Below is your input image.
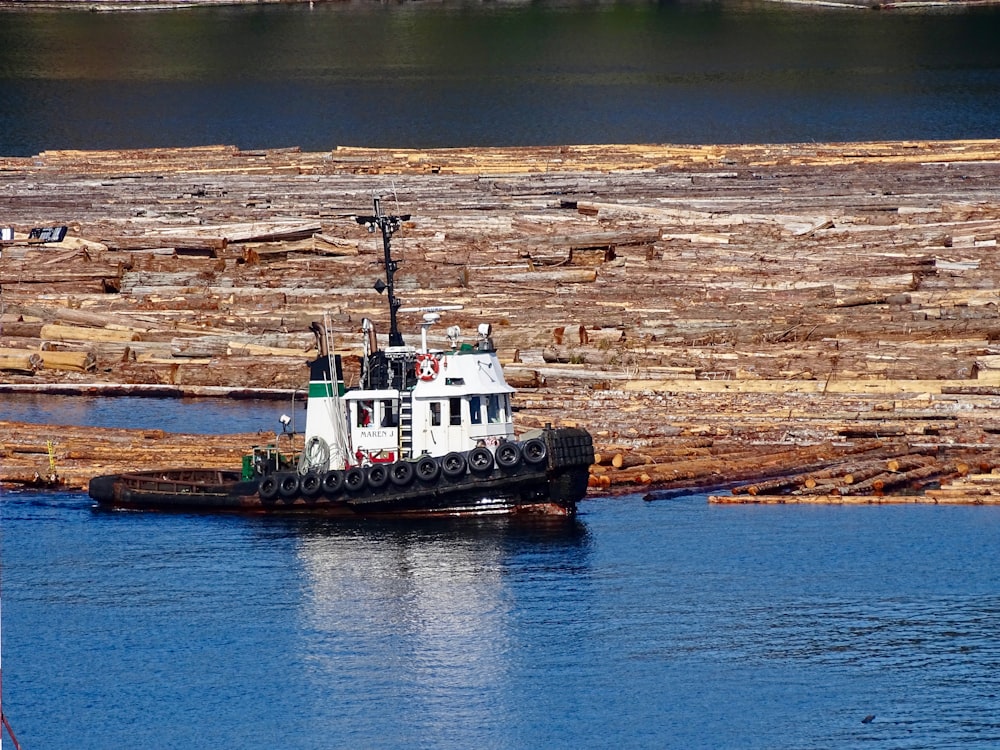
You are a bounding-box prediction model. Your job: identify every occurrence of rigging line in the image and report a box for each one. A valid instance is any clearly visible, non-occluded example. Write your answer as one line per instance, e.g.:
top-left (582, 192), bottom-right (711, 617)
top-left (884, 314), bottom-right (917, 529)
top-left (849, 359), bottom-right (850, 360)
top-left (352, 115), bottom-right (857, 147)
top-left (323, 311), bottom-right (335, 385)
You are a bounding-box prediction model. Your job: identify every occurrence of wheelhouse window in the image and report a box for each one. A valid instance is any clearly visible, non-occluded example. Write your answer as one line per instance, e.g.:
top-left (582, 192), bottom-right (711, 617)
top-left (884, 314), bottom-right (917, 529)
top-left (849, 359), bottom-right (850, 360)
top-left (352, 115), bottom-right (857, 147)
top-left (449, 397), bottom-right (462, 426)
top-left (357, 399), bottom-right (374, 427)
top-left (381, 399), bottom-right (398, 427)
top-left (470, 395), bottom-right (482, 424)
top-left (488, 394), bottom-right (503, 424)
top-left (429, 401), bottom-right (441, 427)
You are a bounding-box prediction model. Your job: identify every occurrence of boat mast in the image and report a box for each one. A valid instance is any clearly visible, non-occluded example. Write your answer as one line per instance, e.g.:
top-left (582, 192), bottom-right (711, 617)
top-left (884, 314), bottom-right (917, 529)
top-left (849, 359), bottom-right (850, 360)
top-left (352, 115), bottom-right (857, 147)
top-left (356, 197), bottom-right (410, 347)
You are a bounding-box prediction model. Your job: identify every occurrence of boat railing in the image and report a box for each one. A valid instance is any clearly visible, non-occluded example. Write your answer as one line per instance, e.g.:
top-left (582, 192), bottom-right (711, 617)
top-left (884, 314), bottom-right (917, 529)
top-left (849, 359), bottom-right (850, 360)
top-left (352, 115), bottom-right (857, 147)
top-left (119, 470), bottom-right (241, 494)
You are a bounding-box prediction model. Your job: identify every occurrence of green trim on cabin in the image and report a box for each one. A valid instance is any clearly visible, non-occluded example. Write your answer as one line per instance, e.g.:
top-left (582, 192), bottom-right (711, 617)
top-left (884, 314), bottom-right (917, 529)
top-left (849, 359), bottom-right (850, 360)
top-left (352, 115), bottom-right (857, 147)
top-left (309, 381), bottom-right (345, 398)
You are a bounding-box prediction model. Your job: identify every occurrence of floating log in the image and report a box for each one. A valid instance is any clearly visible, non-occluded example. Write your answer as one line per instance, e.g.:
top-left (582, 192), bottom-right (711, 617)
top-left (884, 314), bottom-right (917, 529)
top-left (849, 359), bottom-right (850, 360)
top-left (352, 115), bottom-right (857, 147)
top-left (709, 493), bottom-right (1000, 505)
top-left (0, 264), bottom-right (124, 286)
top-left (611, 452), bottom-right (654, 470)
top-left (611, 443), bottom-right (840, 487)
top-left (40, 323), bottom-right (140, 343)
top-left (737, 475), bottom-right (806, 496)
top-left (0, 321), bottom-right (45, 338)
top-left (831, 294), bottom-right (889, 308)
top-left (502, 368), bottom-right (543, 389)
top-left (481, 268), bottom-right (598, 284)
top-left (37, 350), bottom-right (97, 372)
top-left (0, 353), bottom-right (42, 374)
top-left (838, 424), bottom-right (907, 438)
top-left (105, 236), bottom-right (228, 253)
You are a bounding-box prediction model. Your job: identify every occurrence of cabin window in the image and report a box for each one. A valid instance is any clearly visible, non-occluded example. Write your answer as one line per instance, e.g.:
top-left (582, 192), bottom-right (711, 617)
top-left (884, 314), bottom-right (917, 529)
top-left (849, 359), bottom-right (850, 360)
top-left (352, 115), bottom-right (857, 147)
top-left (449, 397), bottom-right (462, 426)
top-left (488, 394), bottom-right (502, 424)
top-left (380, 399), bottom-right (398, 427)
top-left (470, 395), bottom-right (482, 424)
top-left (357, 399), bottom-right (374, 427)
top-left (429, 401), bottom-right (441, 427)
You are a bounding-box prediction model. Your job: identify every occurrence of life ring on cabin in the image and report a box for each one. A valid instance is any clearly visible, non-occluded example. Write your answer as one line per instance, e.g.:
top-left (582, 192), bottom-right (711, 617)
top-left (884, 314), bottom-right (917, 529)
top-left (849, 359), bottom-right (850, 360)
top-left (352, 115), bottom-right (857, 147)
top-left (415, 353), bottom-right (440, 381)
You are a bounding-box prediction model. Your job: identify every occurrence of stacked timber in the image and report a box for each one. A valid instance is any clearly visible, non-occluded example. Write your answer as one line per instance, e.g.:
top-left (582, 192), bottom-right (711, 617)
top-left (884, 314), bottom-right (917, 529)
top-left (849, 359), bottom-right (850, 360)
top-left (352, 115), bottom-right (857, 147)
top-left (0, 419), bottom-right (290, 491)
top-left (710, 449), bottom-right (1000, 503)
top-left (3, 141), bottom-right (1000, 497)
top-left (924, 472), bottom-right (1000, 503)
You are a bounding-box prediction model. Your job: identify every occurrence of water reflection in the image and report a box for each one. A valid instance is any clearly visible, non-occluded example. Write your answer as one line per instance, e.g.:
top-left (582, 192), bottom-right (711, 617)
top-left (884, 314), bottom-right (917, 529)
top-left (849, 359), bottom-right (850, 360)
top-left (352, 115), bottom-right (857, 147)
top-left (287, 518), bottom-right (589, 744)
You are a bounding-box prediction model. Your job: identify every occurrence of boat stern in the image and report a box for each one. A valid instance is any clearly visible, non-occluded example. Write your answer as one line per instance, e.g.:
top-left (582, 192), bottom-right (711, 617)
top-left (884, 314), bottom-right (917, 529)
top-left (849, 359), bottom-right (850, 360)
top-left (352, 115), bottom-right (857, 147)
top-left (543, 426), bottom-right (595, 505)
top-left (88, 473), bottom-right (118, 504)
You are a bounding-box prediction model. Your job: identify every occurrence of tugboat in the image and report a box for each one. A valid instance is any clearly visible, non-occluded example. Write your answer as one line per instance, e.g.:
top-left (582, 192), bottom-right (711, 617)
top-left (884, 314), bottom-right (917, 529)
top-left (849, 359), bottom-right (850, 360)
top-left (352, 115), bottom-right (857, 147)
top-left (88, 199), bottom-right (594, 518)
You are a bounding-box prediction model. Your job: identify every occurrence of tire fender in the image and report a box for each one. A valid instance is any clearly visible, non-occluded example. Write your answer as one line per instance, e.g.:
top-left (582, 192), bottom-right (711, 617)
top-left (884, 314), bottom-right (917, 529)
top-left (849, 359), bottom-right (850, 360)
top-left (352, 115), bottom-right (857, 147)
top-left (522, 438), bottom-right (548, 466)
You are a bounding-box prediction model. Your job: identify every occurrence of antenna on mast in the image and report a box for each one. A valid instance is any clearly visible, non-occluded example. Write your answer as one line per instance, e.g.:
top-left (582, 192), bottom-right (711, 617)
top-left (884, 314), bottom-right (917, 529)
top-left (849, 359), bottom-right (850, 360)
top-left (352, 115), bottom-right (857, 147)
top-left (355, 196), bottom-right (410, 347)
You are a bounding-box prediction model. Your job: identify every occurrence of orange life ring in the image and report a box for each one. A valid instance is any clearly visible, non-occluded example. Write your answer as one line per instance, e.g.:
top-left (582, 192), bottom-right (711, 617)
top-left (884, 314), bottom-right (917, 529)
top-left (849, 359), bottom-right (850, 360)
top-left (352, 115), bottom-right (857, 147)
top-left (415, 353), bottom-right (440, 381)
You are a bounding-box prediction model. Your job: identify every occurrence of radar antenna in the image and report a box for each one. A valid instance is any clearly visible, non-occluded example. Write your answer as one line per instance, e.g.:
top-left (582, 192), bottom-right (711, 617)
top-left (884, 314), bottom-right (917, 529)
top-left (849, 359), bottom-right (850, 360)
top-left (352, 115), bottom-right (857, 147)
top-left (356, 197), bottom-right (410, 347)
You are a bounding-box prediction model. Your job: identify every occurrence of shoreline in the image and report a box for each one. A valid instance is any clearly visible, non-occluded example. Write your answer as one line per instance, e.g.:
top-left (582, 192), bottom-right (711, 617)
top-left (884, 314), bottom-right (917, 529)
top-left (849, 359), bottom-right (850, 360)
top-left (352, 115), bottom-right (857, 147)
top-left (2, 0), bottom-right (999, 11)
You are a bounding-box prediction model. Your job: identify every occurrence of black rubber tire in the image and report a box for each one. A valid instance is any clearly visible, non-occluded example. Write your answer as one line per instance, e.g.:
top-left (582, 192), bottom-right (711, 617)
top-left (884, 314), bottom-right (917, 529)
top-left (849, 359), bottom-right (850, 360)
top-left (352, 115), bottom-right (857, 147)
top-left (416, 456), bottom-right (440, 482)
top-left (389, 461), bottom-right (414, 487)
top-left (441, 452), bottom-right (467, 479)
top-left (278, 473), bottom-right (300, 499)
top-left (495, 442), bottom-right (521, 469)
top-left (321, 470), bottom-right (344, 495)
top-left (300, 471), bottom-right (322, 497)
top-left (344, 467), bottom-right (366, 492)
top-left (366, 464), bottom-right (389, 490)
top-left (468, 446), bottom-right (494, 473)
top-left (522, 438), bottom-right (548, 466)
top-left (258, 475), bottom-right (279, 500)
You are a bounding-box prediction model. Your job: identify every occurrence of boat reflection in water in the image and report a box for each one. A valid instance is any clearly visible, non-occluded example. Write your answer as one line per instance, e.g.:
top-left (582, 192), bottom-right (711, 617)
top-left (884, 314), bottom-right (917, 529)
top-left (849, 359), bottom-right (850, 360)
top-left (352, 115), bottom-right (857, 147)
top-left (285, 517), bottom-right (590, 736)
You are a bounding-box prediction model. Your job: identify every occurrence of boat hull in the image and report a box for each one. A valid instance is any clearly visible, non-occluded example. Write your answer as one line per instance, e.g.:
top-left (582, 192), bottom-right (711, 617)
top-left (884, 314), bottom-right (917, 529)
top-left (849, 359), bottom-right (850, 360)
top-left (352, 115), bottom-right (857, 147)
top-left (88, 428), bottom-right (593, 519)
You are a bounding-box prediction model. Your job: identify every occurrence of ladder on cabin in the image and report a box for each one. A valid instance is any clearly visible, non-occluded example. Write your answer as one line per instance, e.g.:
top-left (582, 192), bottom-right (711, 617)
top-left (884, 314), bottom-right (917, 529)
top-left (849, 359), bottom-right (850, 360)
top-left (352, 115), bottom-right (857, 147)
top-left (399, 394), bottom-right (414, 459)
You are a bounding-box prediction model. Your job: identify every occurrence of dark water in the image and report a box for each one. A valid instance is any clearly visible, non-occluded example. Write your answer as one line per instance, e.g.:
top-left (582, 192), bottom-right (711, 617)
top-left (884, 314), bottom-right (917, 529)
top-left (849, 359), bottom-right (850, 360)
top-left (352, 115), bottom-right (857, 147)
top-left (2, 2), bottom-right (1000, 155)
top-left (3, 398), bottom-right (1000, 748)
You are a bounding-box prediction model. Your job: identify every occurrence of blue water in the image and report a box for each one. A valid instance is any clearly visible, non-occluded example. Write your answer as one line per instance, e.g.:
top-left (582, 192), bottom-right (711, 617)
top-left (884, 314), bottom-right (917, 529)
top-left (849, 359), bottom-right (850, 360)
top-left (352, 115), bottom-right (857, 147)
top-left (3, 483), bottom-right (1000, 748)
top-left (0, 393), bottom-right (306, 435)
top-left (4, 2), bottom-right (1000, 743)
top-left (2, 2), bottom-right (1000, 155)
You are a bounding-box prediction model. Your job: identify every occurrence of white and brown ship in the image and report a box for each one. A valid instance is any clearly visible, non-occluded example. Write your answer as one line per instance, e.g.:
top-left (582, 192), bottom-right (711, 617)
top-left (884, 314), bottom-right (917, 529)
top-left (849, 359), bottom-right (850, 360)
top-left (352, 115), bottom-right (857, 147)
top-left (88, 200), bottom-right (594, 518)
